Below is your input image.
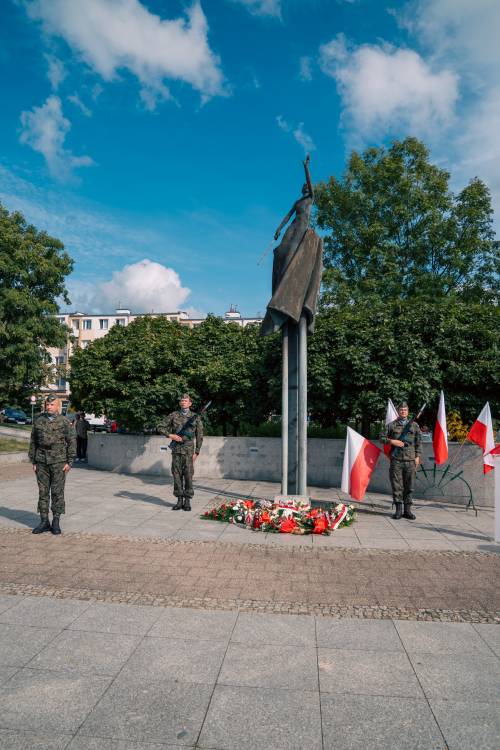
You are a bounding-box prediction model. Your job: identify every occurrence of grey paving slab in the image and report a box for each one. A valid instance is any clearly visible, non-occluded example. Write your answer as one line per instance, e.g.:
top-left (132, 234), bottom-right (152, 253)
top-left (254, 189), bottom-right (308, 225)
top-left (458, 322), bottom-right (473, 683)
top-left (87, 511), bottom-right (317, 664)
top-left (29, 630), bottom-right (141, 676)
top-left (68, 602), bottom-right (164, 636)
top-left (473, 624), bottom-right (500, 657)
top-left (121, 636), bottom-right (226, 685)
top-left (318, 648), bottom-right (424, 697)
top-left (0, 624), bottom-right (61, 667)
top-left (0, 666), bottom-right (19, 686)
top-left (68, 739), bottom-right (185, 750)
top-left (0, 597), bottom-right (90, 629)
top-left (218, 642), bottom-right (318, 690)
top-left (0, 668), bottom-right (112, 733)
top-left (79, 673), bottom-right (212, 745)
top-left (321, 694), bottom-right (444, 750)
top-left (0, 596), bottom-right (24, 615)
top-left (411, 653), bottom-right (500, 702)
top-left (316, 616), bottom-right (403, 652)
top-left (231, 611), bottom-right (315, 646)
top-left (149, 606), bottom-right (237, 642)
top-left (395, 620), bottom-right (492, 655)
top-left (198, 685), bottom-right (322, 750)
top-left (0, 729), bottom-right (71, 749)
top-left (430, 699), bottom-right (500, 750)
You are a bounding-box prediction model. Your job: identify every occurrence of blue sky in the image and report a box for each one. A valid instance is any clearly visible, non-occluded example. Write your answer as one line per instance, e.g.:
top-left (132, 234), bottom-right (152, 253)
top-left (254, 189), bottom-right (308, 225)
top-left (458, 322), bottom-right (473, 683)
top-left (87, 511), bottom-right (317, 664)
top-left (1, 0), bottom-right (498, 317)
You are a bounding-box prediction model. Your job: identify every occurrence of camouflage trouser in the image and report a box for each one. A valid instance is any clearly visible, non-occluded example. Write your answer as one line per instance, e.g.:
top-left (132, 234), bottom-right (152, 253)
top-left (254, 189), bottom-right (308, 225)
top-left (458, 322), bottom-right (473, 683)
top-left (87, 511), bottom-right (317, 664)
top-left (389, 460), bottom-right (416, 506)
top-left (35, 462), bottom-right (66, 516)
top-left (171, 450), bottom-right (195, 499)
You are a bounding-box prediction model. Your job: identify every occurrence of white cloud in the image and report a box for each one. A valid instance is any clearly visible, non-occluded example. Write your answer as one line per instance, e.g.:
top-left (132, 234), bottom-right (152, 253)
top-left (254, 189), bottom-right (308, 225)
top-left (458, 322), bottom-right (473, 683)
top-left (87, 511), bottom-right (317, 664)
top-left (276, 115), bottom-right (315, 152)
top-left (230, 0), bottom-right (282, 18)
top-left (299, 56), bottom-right (312, 82)
top-left (45, 54), bottom-right (66, 90)
top-left (76, 259), bottom-right (191, 314)
top-left (404, 0), bottom-right (500, 80)
top-left (67, 93), bottom-right (92, 117)
top-left (26, 0), bottom-right (226, 107)
top-left (319, 34), bottom-right (458, 139)
top-left (19, 95), bottom-right (94, 180)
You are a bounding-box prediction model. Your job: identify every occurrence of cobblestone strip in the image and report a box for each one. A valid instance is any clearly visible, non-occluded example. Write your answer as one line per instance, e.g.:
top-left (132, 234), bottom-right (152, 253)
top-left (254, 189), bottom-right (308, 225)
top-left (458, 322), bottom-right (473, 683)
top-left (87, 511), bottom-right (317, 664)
top-left (0, 581), bottom-right (498, 623)
top-left (0, 526), bottom-right (497, 558)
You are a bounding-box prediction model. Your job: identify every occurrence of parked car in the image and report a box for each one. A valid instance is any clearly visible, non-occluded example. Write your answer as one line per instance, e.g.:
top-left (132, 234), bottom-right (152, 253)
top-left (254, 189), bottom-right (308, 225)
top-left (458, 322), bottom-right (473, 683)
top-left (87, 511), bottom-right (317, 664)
top-left (1, 408), bottom-right (31, 424)
top-left (86, 414), bottom-right (108, 432)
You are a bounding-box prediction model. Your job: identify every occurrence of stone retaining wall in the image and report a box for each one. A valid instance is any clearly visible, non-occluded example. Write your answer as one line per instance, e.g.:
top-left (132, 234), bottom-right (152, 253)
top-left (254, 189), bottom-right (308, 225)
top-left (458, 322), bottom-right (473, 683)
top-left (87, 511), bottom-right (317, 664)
top-left (88, 434), bottom-right (494, 508)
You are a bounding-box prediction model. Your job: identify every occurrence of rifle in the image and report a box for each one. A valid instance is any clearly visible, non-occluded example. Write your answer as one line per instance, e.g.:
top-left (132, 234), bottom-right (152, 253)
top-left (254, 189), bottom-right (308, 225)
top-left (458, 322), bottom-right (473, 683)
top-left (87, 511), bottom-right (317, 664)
top-left (390, 403), bottom-right (426, 459)
top-left (168, 401), bottom-right (211, 451)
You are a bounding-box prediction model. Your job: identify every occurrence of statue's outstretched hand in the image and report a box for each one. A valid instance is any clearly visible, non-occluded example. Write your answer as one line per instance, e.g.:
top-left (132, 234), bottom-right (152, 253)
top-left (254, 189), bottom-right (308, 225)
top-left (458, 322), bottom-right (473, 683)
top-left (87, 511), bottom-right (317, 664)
top-left (274, 230), bottom-right (280, 241)
top-left (304, 154), bottom-right (310, 166)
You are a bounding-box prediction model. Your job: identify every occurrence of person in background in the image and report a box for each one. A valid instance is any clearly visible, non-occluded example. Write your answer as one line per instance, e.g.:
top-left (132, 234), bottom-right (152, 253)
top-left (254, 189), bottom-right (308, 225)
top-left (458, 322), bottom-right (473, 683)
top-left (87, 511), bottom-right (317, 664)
top-left (75, 411), bottom-right (91, 462)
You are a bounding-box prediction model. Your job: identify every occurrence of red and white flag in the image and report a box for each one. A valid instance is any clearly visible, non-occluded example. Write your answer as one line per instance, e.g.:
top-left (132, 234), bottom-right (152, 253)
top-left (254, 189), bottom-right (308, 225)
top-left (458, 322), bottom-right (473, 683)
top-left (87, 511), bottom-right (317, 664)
top-left (467, 402), bottom-right (495, 474)
top-left (383, 398), bottom-right (399, 457)
top-left (433, 390), bottom-right (448, 465)
top-left (341, 427), bottom-right (382, 501)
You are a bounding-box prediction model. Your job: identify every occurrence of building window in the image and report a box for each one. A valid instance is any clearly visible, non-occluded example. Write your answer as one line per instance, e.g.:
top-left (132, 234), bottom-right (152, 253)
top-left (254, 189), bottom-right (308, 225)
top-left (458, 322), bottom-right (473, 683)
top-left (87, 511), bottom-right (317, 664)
top-left (56, 378), bottom-right (66, 389)
top-left (72, 321), bottom-right (79, 331)
top-left (99, 319), bottom-right (108, 330)
top-left (83, 319), bottom-right (92, 330)
top-left (55, 355), bottom-right (65, 365)
top-left (115, 318), bottom-right (126, 326)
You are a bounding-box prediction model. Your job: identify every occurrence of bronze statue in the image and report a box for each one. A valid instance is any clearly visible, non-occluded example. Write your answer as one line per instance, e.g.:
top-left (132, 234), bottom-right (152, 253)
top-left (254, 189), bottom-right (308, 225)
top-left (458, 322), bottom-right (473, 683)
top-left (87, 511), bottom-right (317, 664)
top-left (261, 155), bottom-right (323, 337)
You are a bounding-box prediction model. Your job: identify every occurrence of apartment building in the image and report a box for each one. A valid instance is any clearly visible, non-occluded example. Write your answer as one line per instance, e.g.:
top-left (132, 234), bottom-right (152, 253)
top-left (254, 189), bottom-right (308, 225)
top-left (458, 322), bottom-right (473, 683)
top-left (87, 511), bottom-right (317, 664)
top-left (44, 306), bottom-right (262, 401)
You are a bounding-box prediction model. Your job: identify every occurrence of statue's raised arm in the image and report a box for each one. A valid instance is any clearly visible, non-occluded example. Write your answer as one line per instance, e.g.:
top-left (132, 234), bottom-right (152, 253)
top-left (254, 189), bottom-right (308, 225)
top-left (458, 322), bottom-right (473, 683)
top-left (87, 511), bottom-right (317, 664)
top-left (303, 154), bottom-right (313, 198)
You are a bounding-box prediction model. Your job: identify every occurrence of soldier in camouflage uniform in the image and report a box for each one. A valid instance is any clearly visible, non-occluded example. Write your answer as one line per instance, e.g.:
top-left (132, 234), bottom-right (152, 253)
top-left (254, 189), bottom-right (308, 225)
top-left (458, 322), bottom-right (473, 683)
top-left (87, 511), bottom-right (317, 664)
top-left (157, 394), bottom-right (203, 511)
top-left (384, 402), bottom-right (422, 520)
top-left (29, 394), bottom-right (76, 535)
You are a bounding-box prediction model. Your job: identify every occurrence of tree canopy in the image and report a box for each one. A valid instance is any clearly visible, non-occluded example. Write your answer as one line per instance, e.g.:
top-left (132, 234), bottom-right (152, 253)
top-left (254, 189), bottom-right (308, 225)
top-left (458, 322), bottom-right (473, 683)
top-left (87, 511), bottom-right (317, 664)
top-left (69, 315), bottom-right (280, 433)
top-left (0, 203), bottom-right (73, 407)
top-left (312, 138), bottom-right (499, 432)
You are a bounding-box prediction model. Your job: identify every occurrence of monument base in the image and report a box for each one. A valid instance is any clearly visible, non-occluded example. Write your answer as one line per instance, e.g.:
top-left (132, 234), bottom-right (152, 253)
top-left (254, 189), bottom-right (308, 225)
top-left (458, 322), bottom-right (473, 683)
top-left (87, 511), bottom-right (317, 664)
top-left (273, 494), bottom-right (310, 506)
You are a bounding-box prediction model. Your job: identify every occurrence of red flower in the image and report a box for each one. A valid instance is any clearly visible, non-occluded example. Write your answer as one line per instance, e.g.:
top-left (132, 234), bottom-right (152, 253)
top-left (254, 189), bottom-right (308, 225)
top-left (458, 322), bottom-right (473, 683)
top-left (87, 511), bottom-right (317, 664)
top-left (261, 511), bottom-right (271, 523)
top-left (313, 516), bottom-right (328, 534)
top-left (244, 500), bottom-right (255, 509)
top-left (280, 517), bottom-right (297, 533)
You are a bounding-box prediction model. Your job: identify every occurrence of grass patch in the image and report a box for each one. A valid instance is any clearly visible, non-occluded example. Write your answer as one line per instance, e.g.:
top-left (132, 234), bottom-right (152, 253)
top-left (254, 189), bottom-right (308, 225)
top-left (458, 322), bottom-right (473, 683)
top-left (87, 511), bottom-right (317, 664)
top-left (0, 437), bottom-right (28, 453)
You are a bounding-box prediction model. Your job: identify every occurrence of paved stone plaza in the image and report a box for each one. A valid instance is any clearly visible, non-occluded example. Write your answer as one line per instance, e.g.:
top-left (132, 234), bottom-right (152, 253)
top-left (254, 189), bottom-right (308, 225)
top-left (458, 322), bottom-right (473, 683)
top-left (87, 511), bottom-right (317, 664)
top-left (0, 463), bottom-right (498, 749)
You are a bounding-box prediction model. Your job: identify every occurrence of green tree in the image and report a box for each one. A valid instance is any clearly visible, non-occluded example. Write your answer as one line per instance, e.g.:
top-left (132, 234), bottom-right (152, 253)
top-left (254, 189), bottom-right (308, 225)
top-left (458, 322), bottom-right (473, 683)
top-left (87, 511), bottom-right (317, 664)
top-left (0, 203), bottom-right (73, 406)
top-left (186, 316), bottom-right (279, 435)
top-left (69, 316), bottom-right (189, 431)
top-left (312, 138), bottom-right (499, 434)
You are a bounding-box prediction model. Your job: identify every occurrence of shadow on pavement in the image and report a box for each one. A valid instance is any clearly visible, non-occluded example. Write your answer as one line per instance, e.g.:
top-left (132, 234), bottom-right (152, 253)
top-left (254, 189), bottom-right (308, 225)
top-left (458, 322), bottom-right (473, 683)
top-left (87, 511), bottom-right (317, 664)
top-left (0, 506), bottom-right (39, 527)
top-left (115, 490), bottom-right (176, 508)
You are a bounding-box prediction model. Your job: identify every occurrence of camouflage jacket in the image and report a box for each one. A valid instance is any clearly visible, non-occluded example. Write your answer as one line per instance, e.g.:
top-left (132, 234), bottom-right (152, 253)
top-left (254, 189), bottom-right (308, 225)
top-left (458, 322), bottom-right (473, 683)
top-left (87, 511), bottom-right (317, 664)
top-left (29, 414), bottom-right (77, 465)
top-left (384, 419), bottom-right (422, 462)
top-left (157, 410), bottom-right (203, 454)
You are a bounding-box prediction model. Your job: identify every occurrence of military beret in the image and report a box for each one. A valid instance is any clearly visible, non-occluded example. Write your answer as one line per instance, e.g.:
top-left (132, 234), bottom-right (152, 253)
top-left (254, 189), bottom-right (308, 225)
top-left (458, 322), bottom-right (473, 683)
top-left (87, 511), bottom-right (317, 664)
top-left (179, 393), bottom-right (191, 401)
top-left (45, 394), bottom-right (57, 403)
top-left (398, 401), bottom-right (409, 409)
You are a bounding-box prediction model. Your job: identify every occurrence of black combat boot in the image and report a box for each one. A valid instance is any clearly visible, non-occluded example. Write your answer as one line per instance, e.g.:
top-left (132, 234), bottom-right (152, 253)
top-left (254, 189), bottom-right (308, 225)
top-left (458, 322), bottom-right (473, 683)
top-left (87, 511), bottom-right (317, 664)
top-left (32, 516), bottom-right (51, 534)
top-left (403, 504), bottom-right (416, 520)
top-left (392, 503), bottom-right (403, 520)
top-left (51, 516), bottom-right (62, 535)
top-left (172, 496), bottom-right (184, 510)
top-left (183, 497), bottom-right (192, 511)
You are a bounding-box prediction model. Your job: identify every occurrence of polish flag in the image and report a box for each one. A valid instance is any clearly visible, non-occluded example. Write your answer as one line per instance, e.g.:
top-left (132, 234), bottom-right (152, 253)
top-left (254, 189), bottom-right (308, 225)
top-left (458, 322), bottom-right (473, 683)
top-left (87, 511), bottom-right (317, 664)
top-left (341, 427), bottom-right (382, 501)
top-left (433, 391), bottom-right (448, 465)
top-left (383, 399), bottom-right (399, 457)
top-left (467, 402), bottom-right (495, 474)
